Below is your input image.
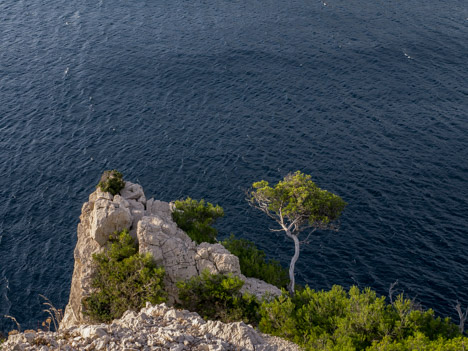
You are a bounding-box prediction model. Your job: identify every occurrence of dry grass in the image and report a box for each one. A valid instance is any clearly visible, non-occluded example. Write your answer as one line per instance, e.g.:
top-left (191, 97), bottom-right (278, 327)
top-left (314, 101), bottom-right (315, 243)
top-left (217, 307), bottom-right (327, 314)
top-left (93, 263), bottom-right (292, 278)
top-left (39, 294), bottom-right (63, 331)
top-left (3, 315), bottom-right (20, 333)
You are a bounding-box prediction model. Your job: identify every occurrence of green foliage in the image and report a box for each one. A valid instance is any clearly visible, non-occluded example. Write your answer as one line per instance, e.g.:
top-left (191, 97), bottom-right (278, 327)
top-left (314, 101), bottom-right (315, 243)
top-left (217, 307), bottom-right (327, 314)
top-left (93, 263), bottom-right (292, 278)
top-left (176, 270), bottom-right (260, 324)
top-left (97, 169), bottom-right (125, 196)
top-left (250, 171), bottom-right (347, 231)
top-left (222, 234), bottom-right (289, 289)
top-left (368, 333), bottom-right (468, 350)
top-left (259, 285), bottom-right (463, 351)
top-left (82, 230), bottom-right (166, 323)
top-left (172, 197), bottom-right (224, 244)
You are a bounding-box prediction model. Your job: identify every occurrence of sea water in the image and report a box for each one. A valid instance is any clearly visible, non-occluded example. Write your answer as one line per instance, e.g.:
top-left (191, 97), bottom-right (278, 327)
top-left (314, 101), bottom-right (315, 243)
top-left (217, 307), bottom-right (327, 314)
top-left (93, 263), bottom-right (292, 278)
top-left (0, 0), bottom-right (467, 332)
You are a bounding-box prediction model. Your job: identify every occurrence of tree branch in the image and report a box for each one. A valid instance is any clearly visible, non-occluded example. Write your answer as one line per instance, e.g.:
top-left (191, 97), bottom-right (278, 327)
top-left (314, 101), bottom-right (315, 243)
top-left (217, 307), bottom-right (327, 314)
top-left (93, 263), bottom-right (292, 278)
top-left (299, 228), bottom-right (317, 244)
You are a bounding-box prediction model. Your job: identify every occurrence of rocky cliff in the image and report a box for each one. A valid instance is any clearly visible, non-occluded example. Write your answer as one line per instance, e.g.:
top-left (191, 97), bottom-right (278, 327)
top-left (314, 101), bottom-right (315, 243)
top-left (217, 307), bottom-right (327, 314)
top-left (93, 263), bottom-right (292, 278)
top-left (60, 181), bottom-right (281, 329)
top-left (2, 180), bottom-right (292, 350)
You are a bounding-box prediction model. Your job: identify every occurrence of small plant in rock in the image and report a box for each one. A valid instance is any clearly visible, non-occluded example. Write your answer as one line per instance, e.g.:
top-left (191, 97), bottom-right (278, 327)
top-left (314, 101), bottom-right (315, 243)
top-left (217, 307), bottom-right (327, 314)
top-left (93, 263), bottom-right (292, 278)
top-left (177, 270), bottom-right (260, 324)
top-left (222, 234), bottom-right (289, 289)
top-left (172, 197), bottom-right (224, 244)
top-left (97, 169), bottom-right (125, 196)
top-left (82, 229), bottom-right (166, 323)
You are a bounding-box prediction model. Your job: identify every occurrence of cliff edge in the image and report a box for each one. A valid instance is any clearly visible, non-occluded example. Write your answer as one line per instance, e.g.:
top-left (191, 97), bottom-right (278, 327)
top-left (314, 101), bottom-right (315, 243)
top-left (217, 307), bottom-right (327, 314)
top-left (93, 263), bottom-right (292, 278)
top-left (4, 302), bottom-right (299, 350)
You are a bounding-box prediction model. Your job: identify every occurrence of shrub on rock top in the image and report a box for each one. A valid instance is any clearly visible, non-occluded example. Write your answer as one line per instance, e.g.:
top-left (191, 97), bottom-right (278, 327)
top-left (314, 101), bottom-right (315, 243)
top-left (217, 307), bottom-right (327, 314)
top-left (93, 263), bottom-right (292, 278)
top-left (172, 197), bottom-right (224, 244)
top-left (82, 229), bottom-right (166, 323)
top-left (97, 169), bottom-right (125, 196)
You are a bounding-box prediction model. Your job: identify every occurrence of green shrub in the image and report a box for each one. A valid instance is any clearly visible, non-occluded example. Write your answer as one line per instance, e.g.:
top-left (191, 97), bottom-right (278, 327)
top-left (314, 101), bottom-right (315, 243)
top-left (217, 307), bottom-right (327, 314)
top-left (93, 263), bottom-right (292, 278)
top-left (259, 285), bottom-right (463, 351)
top-left (176, 270), bottom-right (260, 324)
top-left (82, 230), bottom-right (166, 323)
top-left (222, 234), bottom-right (289, 289)
top-left (172, 197), bottom-right (224, 244)
top-left (97, 169), bottom-right (125, 196)
top-left (368, 333), bottom-right (468, 351)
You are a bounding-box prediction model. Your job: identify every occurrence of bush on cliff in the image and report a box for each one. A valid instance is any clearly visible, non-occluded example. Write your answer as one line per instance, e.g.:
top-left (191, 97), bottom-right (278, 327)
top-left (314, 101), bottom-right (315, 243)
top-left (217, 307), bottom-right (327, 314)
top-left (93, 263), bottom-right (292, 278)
top-left (259, 285), bottom-right (464, 350)
top-left (82, 230), bottom-right (166, 323)
top-left (97, 169), bottom-right (125, 196)
top-left (172, 197), bottom-right (224, 244)
top-left (222, 234), bottom-right (289, 289)
top-left (176, 270), bottom-right (260, 324)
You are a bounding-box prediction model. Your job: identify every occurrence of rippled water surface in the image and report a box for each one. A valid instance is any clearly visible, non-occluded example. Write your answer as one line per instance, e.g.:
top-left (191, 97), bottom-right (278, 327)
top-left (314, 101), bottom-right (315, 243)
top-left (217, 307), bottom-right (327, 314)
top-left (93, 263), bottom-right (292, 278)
top-left (1, 0), bottom-right (467, 332)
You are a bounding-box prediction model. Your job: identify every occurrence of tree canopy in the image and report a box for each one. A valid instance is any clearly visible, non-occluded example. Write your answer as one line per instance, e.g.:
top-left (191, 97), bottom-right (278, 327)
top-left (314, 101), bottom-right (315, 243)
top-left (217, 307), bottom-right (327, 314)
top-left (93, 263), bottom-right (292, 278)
top-left (248, 171), bottom-right (347, 293)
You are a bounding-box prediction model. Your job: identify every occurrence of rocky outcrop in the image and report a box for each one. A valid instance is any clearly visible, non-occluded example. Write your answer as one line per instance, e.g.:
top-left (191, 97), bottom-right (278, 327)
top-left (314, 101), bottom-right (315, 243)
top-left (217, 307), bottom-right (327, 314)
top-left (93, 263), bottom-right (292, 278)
top-left (137, 213), bottom-right (280, 302)
top-left (60, 182), bottom-right (149, 329)
top-left (4, 303), bottom-right (300, 351)
top-left (60, 180), bottom-right (281, 330)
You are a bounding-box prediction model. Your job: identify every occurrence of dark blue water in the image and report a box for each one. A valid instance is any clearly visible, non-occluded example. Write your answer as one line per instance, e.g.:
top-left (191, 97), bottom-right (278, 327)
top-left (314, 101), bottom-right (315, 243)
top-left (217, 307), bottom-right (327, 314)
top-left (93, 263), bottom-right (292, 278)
top-left (1, 0), bottom-right (467, 332)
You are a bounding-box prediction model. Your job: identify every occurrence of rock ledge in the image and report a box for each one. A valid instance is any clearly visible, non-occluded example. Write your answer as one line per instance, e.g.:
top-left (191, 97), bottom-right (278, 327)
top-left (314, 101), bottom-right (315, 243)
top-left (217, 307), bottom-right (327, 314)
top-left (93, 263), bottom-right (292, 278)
top-left (3, 303), bottom-right (300, 351)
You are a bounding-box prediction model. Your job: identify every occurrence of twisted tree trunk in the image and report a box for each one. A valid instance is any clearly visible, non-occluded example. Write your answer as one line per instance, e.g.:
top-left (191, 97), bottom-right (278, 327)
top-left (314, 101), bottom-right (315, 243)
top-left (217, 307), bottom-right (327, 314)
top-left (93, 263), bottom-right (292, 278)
top-left (286, 230), bottom-right (300, 295)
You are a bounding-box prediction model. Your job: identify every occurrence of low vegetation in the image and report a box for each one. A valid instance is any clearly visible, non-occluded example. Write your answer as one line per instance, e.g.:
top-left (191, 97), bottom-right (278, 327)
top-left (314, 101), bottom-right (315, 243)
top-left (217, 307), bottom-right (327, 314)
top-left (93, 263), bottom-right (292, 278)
top-left (97, 169), bottom-right (125, 196)
top-left (82, 230), bottom-right (166, 322)
top-left (222, 234), bottom-right (289, 289)
top-left (174, 270), bottom-right (468, 350)
top-left (259, 285), bottom-right (464, 350)
top-left (172, 197), bottom-right (224, 244)
top-left (176, 270), bottom-right (260, 324)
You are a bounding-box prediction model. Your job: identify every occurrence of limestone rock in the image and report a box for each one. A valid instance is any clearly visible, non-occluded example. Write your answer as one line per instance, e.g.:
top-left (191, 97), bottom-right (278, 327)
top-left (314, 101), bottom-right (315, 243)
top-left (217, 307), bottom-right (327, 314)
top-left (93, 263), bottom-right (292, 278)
top-left (145, 198), bottom-right (172, 218)
top-left (61, 188), bottom-right (133, 329)
top-left (90, 195), bottom-right (132, 246)
top-left (200, 320), bottom-right (265, 350)
top-left (120, 182), bottom-right (145, 201)
top-left (4, 303), bottom-right (301, 351)
top-left (137, 215), bottom-right (198, 301)
top-left (241, 276), bottom-right (282, 298)
top-left (195, 243), bottom-right (241, 275)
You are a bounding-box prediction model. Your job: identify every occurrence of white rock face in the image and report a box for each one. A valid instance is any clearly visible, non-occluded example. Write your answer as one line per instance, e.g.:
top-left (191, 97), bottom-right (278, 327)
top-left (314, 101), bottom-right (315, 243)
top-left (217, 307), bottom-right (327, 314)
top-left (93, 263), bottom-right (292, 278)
top-left (60, 180), bottom-right (281, 330)
top-left (4, 304), bottom-right (301, 351)
top-left (137, 213), bottom-right (281, 302)
top-left (61, 182), bottom-right (146, 328)
top-left (90, 194), bottom-right (132, 246)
